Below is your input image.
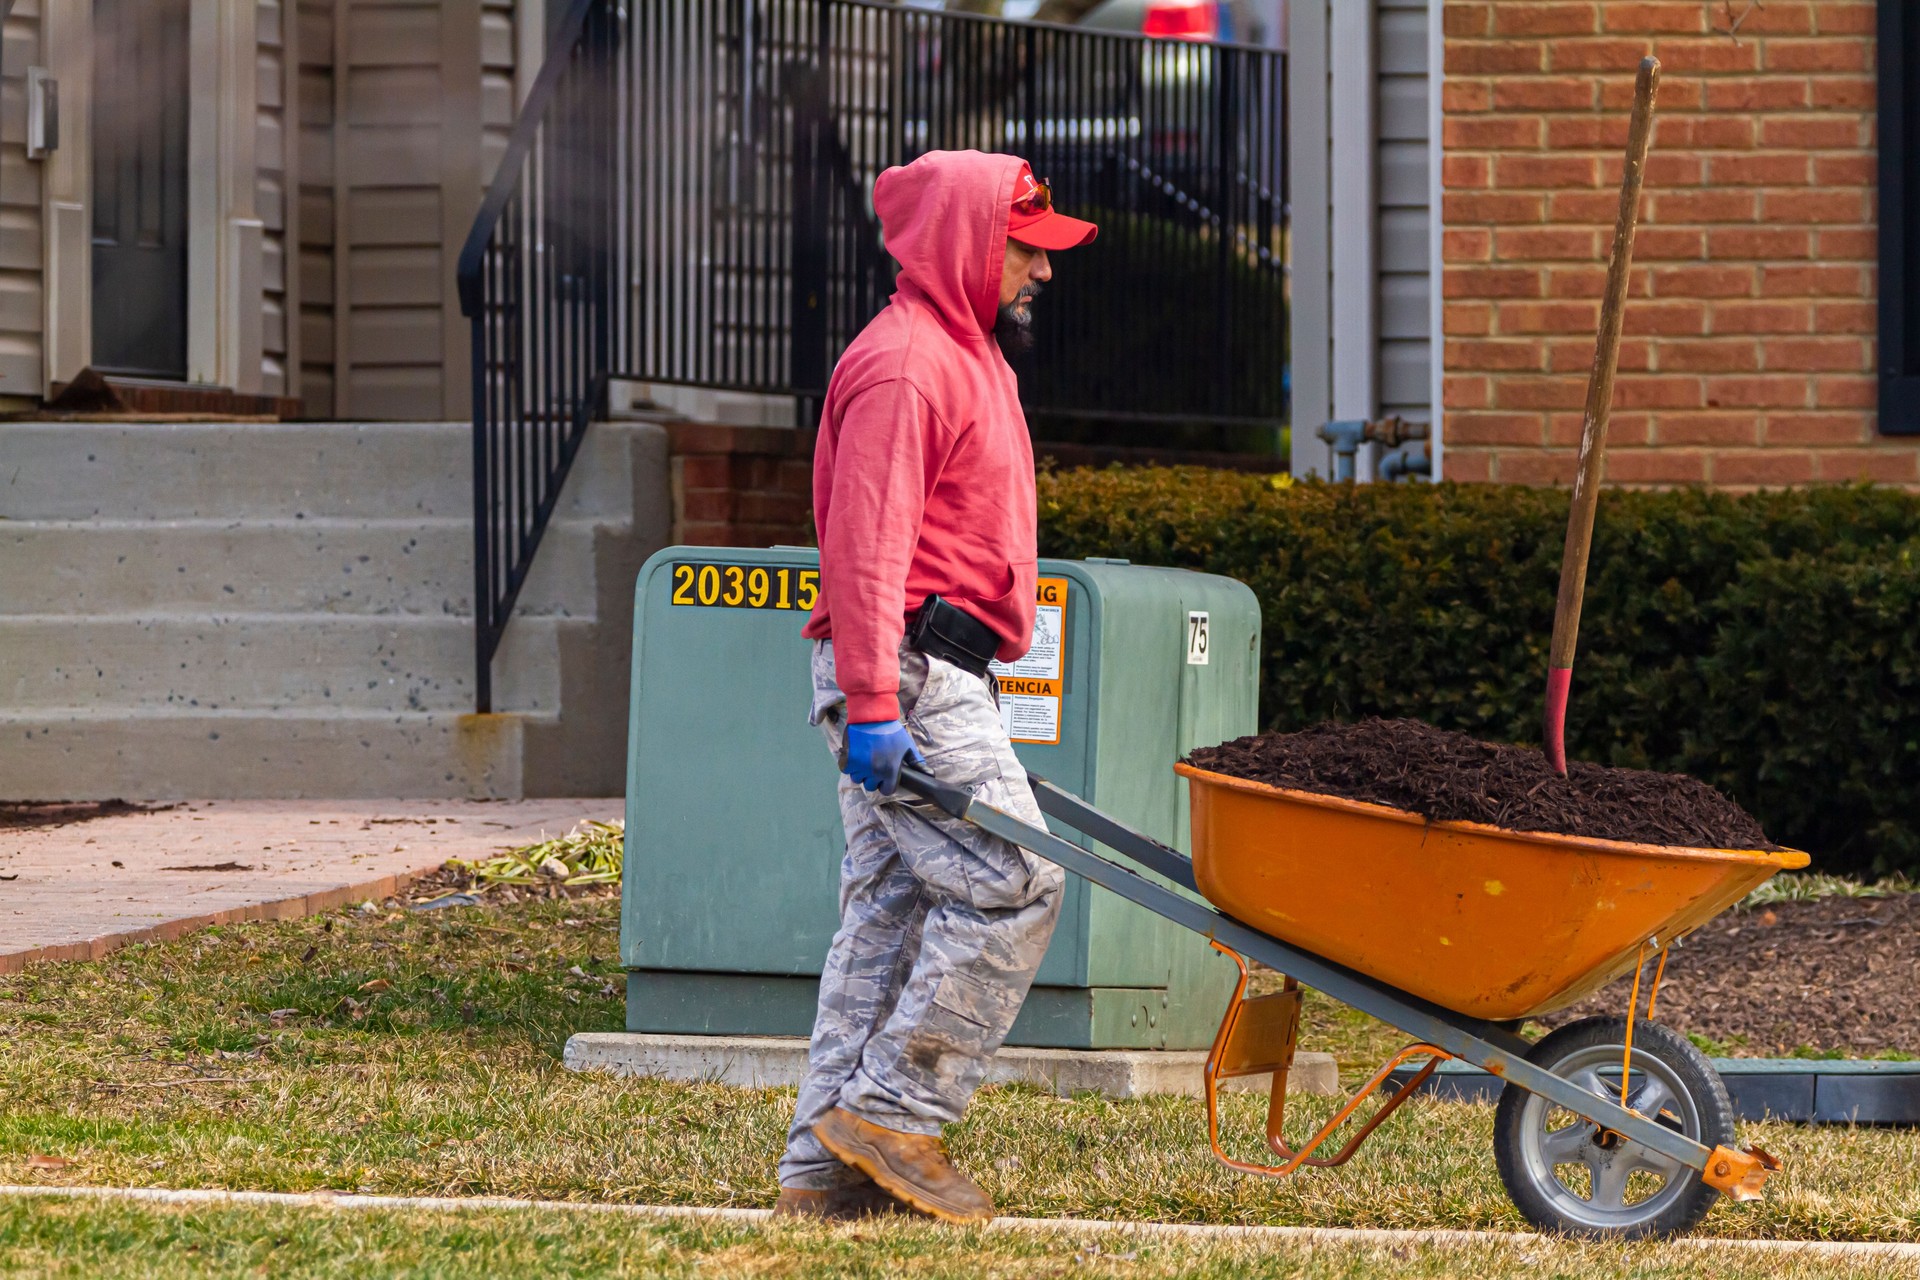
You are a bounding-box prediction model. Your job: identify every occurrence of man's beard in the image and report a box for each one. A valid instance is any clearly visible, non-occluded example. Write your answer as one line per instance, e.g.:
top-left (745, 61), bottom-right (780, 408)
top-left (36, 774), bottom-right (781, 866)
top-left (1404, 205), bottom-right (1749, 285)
top-left (994, 283), bottom-right (1041, 358)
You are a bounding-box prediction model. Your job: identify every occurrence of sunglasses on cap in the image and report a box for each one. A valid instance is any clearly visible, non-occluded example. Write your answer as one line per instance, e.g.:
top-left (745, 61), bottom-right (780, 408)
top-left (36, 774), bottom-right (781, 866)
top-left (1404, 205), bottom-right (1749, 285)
top-left (1012, 175), bottom-right (1053, 216)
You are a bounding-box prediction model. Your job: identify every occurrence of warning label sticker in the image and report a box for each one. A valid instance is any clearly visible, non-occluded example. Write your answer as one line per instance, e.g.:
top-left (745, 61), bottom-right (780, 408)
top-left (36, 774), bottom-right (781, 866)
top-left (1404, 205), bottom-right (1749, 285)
top-left (991, 577), bottom-right (1067, 745)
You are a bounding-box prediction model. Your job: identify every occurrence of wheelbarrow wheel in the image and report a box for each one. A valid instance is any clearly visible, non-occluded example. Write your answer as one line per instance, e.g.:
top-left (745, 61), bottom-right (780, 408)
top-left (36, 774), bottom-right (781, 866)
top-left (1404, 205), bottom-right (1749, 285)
top-left (1492, 1016), bottom-right (1734, 1241)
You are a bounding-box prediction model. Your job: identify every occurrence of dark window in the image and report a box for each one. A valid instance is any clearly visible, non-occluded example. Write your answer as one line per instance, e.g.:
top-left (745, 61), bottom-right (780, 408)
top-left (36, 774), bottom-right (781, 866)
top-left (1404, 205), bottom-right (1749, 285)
top-left (1882, 2), bottom-right (1920, 434)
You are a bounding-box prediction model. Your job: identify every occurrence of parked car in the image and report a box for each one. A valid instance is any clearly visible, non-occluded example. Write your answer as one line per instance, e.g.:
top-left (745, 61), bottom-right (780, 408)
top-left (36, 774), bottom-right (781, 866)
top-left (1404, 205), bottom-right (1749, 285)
top-left (1078, 0), bottom-right (1225, 42)
top-left (1002, 0), bottom-right (1284, 48)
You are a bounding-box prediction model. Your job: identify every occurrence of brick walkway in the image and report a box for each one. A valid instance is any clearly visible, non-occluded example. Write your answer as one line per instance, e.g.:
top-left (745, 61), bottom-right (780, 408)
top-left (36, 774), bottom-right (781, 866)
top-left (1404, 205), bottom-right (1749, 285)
top-left (0, 799), bottom-right (618, 974)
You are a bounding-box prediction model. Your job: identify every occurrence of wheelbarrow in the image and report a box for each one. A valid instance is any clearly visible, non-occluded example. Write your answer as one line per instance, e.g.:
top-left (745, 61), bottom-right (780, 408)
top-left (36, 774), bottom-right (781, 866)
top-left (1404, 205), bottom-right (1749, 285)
top-left (895, 761), bottom-right (1810, 1240)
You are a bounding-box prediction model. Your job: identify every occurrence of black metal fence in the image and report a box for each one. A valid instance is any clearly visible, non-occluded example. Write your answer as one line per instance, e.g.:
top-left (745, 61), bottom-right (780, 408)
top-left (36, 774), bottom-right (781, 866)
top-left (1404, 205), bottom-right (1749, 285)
top-left (460, 0), bottom-right (1288, 710)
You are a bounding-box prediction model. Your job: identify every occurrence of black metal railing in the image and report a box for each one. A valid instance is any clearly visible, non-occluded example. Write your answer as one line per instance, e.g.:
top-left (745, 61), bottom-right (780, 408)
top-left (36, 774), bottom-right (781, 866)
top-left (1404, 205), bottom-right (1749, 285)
top-left (458, 0), bottom-right (616, 713)
top-left (461, 0), bottom-right (1287, 710)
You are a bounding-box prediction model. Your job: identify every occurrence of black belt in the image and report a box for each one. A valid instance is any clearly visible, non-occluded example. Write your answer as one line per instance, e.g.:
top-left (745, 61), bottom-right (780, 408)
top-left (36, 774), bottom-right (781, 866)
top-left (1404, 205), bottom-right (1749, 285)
top-left (907, 594), bottom-right (999, 679)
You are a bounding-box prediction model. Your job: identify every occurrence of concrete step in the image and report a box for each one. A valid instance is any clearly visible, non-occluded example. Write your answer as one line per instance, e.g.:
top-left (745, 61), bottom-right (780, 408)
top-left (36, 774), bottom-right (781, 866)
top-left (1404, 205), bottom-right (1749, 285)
top-left (0, 417), bottom-right (670, 799)
top-left (0, 614), bottom-right (563, 712)
top-left (0, 518), bottom-right (602, 617)
top-left (563, 1032), bottom-right (1342, 1100)
top-left (5, 709), bottom-right (544, 800)
top-left (0, 420), bottom-right (657, 521)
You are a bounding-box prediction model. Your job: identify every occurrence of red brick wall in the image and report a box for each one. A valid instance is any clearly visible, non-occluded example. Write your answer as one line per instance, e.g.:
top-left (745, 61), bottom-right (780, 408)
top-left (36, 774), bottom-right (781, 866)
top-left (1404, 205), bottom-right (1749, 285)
top-left (668, 423), bottom-right (815, 547)
top-left (1443, 1), bottom-right (1912, 487)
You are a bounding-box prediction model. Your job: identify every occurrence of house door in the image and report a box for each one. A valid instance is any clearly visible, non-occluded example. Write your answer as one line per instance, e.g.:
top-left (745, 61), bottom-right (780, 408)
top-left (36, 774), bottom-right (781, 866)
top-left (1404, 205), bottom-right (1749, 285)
top-left (91, 0), bottom-right (190, 380)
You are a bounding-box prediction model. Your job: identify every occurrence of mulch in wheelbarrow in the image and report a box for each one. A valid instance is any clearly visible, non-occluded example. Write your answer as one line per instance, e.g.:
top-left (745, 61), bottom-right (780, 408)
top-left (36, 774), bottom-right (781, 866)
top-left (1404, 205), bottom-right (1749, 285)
top-left (1185, 717), bottom-right (1781, 851)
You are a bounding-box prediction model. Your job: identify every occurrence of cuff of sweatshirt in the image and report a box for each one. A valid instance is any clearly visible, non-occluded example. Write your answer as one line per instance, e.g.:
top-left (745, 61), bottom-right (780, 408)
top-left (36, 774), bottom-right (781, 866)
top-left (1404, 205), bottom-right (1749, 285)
top-left (845, 690), bottom-right (902, 724)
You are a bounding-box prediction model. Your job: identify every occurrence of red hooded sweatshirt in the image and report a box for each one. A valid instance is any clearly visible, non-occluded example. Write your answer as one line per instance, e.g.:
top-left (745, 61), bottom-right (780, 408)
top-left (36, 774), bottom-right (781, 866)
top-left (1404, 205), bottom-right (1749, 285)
top-left (802, 150), bottom-right (1037, 724)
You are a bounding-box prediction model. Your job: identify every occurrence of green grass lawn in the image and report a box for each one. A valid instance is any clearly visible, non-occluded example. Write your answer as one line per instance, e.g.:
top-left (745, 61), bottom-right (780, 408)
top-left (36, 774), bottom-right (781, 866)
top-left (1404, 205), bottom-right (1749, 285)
top-left (0, 1197), bottom-right (1907, 1279)
top-left (0, 888), bottom-right (1915, 1262)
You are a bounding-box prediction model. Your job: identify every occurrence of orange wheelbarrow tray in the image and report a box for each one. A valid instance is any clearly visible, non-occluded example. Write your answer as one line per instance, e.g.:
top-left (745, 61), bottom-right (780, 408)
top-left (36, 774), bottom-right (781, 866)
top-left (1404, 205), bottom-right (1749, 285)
top-left (1176, 762), bottom-right (1808, 1022)
top-left (895, 763), bottom-right (1807, 1239)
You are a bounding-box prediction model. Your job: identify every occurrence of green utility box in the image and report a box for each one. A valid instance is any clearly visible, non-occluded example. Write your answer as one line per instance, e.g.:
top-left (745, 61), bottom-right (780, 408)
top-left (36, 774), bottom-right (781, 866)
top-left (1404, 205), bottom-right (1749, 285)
top-left (621, 547), bottom-right (1260, 1049)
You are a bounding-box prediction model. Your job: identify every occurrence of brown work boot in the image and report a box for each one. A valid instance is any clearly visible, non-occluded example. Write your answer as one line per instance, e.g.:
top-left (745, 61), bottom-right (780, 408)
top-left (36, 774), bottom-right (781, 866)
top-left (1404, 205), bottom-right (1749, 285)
top-left (812, 1107), bottom-right (995, 1224)
top-left (771, 1177), bottom-right (923, 1221)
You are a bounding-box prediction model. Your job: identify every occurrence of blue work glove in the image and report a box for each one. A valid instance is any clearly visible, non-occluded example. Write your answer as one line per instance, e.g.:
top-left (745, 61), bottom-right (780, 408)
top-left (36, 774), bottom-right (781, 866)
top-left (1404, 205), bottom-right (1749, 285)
top-left (843, 719), bottom-right (926, 795)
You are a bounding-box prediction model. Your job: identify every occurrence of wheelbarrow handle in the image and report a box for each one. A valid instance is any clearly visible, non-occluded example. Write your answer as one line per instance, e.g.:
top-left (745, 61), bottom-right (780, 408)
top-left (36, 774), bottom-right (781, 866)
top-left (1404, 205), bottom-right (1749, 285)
top-left (895, 765), bottom-right (973, 819)
top-left (828, 746), bottom-right (971, 817)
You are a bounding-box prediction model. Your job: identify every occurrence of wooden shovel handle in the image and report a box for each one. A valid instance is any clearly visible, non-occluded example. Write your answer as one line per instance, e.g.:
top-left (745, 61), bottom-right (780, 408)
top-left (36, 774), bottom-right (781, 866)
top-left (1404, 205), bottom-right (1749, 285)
top-left (1545, 56), bottom-right (1660, 770)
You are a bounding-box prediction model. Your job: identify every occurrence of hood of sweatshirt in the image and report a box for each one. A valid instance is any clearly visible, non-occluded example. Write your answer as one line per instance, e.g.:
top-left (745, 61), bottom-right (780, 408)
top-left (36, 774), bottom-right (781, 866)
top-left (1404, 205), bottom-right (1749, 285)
top-left (872, 149), bottom-right (1023, 343)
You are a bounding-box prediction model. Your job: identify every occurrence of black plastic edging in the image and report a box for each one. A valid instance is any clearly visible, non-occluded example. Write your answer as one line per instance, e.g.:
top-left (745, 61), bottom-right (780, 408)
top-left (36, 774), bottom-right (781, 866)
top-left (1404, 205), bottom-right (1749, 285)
top-left (1387, 1059), bottom-right (1920, 1126)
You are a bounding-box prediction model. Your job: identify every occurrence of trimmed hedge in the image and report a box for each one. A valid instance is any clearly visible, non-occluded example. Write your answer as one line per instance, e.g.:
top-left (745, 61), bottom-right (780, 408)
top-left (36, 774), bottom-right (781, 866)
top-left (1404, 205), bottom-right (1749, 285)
top-left (1035, 468), bottom-right (1920, 875)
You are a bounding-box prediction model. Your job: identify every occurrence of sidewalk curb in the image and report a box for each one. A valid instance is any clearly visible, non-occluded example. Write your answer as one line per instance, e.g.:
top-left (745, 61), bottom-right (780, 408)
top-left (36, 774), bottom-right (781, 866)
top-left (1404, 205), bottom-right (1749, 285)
top-left (2, 1184), bottom-right (1915, 1260)
top-left (0, 869), bottom-right (438, 977)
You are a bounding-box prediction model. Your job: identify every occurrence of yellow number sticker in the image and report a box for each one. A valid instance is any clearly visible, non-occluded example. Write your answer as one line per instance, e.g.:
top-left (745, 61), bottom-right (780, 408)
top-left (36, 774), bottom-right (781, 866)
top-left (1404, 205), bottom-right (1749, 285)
top-left (670, 562), bottom-right (818, 611)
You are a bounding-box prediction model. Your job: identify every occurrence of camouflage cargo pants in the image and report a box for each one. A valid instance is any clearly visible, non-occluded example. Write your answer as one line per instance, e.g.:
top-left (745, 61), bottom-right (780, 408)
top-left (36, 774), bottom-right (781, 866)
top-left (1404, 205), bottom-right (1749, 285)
top-left (778, 639), bottom-right (1065, 1190)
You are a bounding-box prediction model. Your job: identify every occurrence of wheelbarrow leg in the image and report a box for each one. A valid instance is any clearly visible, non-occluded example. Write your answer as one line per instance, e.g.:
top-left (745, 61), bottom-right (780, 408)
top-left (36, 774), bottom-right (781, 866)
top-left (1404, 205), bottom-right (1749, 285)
top-left (1202, 943), bottom-right (1448, 1178)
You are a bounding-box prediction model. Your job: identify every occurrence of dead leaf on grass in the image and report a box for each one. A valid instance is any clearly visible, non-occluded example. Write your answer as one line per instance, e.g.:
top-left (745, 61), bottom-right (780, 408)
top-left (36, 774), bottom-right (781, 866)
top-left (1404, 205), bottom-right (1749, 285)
top-left (268, 1008), bottom-right (302, 1026)
top-left (358, 979), bottom-right (392, 994)
top-left (26, 1154), bottom-right (73, 1170)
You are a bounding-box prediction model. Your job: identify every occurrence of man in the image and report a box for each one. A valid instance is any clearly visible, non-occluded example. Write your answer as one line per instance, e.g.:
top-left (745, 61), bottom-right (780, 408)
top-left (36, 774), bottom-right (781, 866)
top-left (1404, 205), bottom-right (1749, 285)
top-left (775, 150), bottom-right (1098, 1223)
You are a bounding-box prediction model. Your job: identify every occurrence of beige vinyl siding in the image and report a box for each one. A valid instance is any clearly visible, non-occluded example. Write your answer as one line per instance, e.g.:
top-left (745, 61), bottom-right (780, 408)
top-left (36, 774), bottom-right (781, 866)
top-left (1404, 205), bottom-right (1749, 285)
top-left (332, 0), bottom-right (481, 420)
top-left (2, 0), bottom-right (517, 414)
top-left (260, 0), bottom-right (294, 397)
top-left (1376, 0), bottom-right (1431, 424)
top-left (292, 0), bottom-right (506, 421)
top-left (0, 0), bottom-right (43, 395)
top-left (297, 0), bottom-right (336, 415)
top-left (482, 0), bottom-right (516, 181)
top-left (341, 3), bottom-right (445, 418)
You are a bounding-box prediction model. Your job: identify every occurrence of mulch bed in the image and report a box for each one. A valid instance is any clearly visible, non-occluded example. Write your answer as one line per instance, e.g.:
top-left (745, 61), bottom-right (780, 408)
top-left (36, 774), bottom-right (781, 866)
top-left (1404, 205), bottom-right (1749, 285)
top-left (1544, 893), bottom-right (1920, 1057)
top-left (1185, 718), bottom-right (1778, 851)
top-left (0, 800), bottom-right (176, 831)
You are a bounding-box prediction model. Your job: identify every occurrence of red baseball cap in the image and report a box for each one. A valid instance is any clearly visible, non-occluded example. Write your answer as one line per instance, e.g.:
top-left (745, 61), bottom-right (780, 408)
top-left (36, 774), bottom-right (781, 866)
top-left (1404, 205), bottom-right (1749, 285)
top-left (1006, 164), bottom-right (1098, 250)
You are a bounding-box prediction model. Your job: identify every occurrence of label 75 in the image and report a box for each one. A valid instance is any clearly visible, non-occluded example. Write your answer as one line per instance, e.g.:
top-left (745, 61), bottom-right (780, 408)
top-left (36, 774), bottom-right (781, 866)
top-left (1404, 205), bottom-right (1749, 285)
top-left (1187, 611), bottom-right (1210, 665)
